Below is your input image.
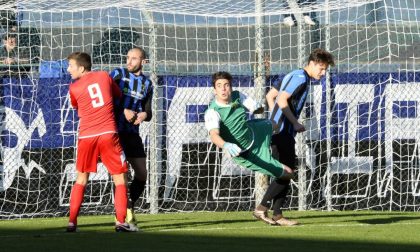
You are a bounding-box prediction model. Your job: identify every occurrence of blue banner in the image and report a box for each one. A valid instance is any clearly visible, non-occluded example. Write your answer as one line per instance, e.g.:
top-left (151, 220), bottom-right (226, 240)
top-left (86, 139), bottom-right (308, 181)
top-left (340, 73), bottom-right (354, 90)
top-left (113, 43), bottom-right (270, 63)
top-left (1, 72), bottom-right (419, 149)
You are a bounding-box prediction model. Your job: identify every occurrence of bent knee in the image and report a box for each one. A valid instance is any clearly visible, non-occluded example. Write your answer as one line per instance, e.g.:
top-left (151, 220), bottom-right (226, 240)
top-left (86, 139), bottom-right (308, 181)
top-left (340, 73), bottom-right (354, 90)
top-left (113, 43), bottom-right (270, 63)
top-left (280, 166), bottom-right (294, 180)
top-left (75, 172), bottom-right (89, 185)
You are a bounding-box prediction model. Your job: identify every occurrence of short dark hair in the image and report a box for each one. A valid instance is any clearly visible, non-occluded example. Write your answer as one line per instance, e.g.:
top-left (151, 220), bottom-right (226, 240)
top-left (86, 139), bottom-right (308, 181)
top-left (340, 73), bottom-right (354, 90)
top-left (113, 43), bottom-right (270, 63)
top-left (212, 71), bottom-right (232, 88)
top-left (67, 52), bottom-right (92, 72)
top-left (3, 33), bottom-right (16, 40)
top-left (308, 48), bottom-right (335, 67)
top-left (129, 47), bottom-right (147, 59)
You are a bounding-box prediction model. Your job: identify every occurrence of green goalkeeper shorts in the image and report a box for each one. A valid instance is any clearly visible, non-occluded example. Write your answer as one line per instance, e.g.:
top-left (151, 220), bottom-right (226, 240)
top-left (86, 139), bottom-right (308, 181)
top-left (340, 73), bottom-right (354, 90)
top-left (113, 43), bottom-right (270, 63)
top-left (232, 119), bottom-right (284, 178)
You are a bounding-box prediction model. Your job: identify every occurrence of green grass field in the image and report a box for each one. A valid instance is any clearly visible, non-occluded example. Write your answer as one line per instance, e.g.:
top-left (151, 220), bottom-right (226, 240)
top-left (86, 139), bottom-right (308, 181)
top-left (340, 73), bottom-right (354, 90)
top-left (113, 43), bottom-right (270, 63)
top-left (1, 211), bottom-right (419, 252)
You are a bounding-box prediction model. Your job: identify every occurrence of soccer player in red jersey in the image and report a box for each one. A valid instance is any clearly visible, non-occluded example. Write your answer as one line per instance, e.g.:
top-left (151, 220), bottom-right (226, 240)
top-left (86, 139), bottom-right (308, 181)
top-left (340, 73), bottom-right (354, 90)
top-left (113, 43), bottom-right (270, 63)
top-left (65, 52), bottom-right (135, 232)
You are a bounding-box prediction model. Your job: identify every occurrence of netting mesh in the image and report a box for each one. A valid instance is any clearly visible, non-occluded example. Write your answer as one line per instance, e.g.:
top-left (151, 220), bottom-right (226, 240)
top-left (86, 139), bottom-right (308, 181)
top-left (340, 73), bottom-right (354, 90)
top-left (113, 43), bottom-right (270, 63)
top-left (7, 1), bottom-right (379, 15)
top-left (0, 0), bottom-right (419, 218)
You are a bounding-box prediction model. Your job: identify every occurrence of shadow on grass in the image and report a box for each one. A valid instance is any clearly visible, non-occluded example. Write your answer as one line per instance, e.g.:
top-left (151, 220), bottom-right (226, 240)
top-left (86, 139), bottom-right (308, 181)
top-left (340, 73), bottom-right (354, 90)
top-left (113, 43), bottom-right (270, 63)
top-left (293, 211), bottom-right (417, 220)
top-left (0, 226), bottom-right (419, 252)
top-left (357, 215), bottom-right (420, 225)
top-left (141, 218), bottom-right (256, 230)
top-left (36, 217), bottom-right (258, 232)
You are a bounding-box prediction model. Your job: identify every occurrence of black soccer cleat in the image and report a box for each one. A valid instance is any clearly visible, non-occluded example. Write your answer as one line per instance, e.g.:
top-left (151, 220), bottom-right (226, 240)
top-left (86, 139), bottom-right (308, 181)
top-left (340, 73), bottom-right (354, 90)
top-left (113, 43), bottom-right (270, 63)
top-left (66, 223), bottom-right (77, 232)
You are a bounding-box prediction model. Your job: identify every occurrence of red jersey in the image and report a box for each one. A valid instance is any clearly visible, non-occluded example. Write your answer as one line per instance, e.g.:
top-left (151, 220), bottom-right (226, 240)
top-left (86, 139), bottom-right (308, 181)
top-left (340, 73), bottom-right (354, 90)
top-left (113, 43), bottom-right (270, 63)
top-left (69, 71), bottom-right (122, 138)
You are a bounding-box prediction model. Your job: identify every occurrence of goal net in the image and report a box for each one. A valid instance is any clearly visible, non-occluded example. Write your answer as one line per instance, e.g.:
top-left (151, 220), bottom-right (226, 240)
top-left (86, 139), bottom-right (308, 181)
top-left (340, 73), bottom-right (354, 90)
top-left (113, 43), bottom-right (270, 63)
top-left (0, 0), bottom-right (419, 218)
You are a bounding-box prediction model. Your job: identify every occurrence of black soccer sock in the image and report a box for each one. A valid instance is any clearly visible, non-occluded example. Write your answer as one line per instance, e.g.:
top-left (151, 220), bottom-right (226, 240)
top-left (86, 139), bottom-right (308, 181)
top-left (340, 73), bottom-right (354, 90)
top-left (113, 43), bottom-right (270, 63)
top-left (129, 179), bottom-right (146, 209)
top-left (272, 182), bottom-right (290, 216)
top-left (260, 178), bottom-right (289, 208)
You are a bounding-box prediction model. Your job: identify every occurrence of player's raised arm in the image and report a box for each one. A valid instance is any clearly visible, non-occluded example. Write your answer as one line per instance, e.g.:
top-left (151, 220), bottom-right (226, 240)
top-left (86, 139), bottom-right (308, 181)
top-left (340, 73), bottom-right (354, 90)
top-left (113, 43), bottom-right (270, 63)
top-left (265, 86), bottom-right (279, 112)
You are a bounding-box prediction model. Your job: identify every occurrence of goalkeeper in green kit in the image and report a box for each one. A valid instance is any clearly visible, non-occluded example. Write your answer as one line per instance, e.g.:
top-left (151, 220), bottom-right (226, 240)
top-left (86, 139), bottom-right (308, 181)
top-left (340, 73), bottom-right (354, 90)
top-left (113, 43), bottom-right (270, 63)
top-left (204, 71), bottom-right (297, 226)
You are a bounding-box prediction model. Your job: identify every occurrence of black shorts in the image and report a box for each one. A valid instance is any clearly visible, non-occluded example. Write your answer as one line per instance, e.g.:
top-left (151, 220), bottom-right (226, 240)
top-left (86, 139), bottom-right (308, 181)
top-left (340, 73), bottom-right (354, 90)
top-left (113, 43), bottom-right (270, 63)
top-left (271, 132), bottom-right (297, 170)
top-left (118, 133), bottom-right (147, 158)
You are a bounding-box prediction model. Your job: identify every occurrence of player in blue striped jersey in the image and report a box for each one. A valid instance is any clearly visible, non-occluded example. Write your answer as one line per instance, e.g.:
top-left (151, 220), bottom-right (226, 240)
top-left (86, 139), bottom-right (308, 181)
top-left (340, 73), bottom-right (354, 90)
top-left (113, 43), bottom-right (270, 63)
top-left (110, 47), bottom-right (153, 231)
top-left (265, 48), bottom-right (334, 225)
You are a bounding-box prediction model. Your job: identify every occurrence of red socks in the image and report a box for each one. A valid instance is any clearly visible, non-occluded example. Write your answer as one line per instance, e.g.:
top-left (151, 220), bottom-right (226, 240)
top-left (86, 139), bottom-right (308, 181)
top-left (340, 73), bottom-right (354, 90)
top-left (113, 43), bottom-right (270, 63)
top-left (69, 183), bottom-right (128, 225)
top-left (115, 184), bottom-right (128, 223)
top-left (69, 183), bottom-right (85, 225)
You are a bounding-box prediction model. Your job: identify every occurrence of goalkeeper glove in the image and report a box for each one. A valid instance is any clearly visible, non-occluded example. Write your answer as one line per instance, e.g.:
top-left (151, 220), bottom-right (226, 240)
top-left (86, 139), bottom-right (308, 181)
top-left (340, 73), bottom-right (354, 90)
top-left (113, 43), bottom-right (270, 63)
top-left (223, 142), bottom-right (242, 157)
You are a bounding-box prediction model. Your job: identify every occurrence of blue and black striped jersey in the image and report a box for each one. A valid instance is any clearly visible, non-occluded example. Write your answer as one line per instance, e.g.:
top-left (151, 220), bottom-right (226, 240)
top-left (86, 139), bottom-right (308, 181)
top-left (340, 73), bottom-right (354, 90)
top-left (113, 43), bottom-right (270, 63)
top-left (110, 67), bottom-right (153, 134)
top-left (270, 69), bottom-right (310, 137)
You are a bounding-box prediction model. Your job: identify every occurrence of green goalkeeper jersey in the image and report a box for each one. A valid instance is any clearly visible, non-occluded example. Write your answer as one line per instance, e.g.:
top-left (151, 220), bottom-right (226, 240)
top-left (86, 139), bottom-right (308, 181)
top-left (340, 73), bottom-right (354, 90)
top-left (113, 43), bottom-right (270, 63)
top-left (205, 90), bottom-right (284, 178)
top-left (206, 91), bottom-right (254, 150)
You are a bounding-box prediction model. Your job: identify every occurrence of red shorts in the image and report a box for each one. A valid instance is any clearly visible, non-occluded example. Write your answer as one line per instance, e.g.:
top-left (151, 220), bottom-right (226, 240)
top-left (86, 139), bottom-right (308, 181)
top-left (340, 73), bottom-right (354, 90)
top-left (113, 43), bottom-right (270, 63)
top-left (76, 133), bottom-right (128, 175)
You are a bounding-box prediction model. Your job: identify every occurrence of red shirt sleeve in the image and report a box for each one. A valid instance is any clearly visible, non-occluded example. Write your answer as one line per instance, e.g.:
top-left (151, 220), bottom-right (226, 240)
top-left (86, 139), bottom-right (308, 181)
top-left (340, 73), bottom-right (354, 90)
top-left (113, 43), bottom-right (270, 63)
top-left (69, 88), bottom-right (78, 110)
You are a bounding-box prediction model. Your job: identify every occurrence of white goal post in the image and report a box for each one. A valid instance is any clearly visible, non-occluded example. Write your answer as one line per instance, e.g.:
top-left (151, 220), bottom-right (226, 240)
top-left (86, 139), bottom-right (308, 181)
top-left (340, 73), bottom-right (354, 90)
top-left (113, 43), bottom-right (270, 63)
top-left (0, 0), bottom-right (419, 218)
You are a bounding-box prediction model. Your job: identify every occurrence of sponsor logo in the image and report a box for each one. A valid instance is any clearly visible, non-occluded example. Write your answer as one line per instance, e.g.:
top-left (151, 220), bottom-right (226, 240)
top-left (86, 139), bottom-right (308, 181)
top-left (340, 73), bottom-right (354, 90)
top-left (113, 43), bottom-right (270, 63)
top-left (0, 108), bottom-right (46, 191)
